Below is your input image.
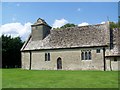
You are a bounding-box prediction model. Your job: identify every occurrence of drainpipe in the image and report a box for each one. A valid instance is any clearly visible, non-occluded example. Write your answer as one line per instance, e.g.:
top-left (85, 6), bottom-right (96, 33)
top-left (103, 48), bottom-right (106, 71)
top-left (110, 58), bottom-right (112, 71)
top-left (29, 51), bottom-right (32, 70)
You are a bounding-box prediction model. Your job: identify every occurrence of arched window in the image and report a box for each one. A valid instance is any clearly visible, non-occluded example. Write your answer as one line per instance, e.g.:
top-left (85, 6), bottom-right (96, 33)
top-left (48, 53), bottom-right (50, 61)
top-left (88, 51), bottom-right (91, 60)
top-left (81, 50), bottom-right (92, 60)
top-left (45, 53), bottom-right (47, 61)
top-left (81, 52), bottom-right (84, 60)
top-left (85, 52), bottom-right (87, 60)
top-left (45, 53), bottom-right (50, 61)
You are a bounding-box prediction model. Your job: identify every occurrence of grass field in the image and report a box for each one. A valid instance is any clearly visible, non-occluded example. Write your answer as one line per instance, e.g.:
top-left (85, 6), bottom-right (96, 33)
top-left (0, 69), bottom-right (2, 89)
top-left (2, 69), bottom-right (118, 88)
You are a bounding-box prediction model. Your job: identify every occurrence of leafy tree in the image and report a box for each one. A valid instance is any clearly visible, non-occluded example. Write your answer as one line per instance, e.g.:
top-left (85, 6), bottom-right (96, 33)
top-left (110, 21), bottom-right (120, 29)
top-left (118, 16), bottom-right (120, 26)
top-left (2, 35), bottom-right (24, 68)
top-left (0, 37), bottom-right (2, 68)
top-left (60, 23), bottom-right (76, 29)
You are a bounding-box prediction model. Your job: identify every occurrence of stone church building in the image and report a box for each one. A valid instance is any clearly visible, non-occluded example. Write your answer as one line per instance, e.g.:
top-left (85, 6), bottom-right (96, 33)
top-left (21, 18), bottom-right (120, 71)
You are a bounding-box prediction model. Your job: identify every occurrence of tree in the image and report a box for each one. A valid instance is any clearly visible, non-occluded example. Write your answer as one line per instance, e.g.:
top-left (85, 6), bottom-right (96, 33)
top-left (110, 21), bottom-right (120, 29)
top-left (2, 35), bottom-right (24, 68)
top-left (60, 23), bottom-right (76, 29)
top-left (118, 16), bottom-right (120, 26)
top-left (0, 37), bottom-right (2, 68)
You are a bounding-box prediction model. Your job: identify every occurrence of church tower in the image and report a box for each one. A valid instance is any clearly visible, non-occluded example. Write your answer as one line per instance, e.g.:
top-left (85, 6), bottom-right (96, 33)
top-left (31, 18), bottom-right (51, 41)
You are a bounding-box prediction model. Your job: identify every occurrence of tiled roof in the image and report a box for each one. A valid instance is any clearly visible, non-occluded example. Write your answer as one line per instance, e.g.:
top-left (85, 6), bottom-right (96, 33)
top-left (33, 18), bottom-right (48, 26)
top-left (21, 22), bottom-right (110, 51)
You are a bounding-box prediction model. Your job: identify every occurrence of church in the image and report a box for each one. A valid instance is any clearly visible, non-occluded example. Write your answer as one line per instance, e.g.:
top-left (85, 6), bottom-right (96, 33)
top-left (21, 18), bottom-right (120, 71)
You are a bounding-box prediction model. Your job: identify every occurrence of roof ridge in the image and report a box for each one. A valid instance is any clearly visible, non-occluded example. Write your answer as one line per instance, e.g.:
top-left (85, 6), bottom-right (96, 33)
top-left (51, 23), bottom-right (106, 31)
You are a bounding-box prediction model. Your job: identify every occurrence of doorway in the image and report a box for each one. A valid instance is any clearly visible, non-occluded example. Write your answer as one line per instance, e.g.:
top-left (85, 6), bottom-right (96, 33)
top-left (57, 57), bottom-right (62, 70)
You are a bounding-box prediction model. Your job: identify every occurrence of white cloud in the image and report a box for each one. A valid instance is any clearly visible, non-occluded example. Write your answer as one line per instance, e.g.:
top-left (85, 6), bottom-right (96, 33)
top-left (52, 18), bottom-right (68, 28)
top-left (78, 22), bottom-right (89, 26)
top-left (101, 21), bottom-right (105, 24)
top-left (0, 22), bottom-right (32, 41)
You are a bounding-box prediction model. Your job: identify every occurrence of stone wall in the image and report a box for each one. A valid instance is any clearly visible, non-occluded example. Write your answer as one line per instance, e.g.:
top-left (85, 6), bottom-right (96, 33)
top-left (31, 25), bottom-right (51, 41)
top-left (22, 47), bottom-right (105, 70)
top-left (105, 28), bottom-right (120, 56)
top-left (32, 25), bottom-right (43, 41)
top-left (106, 57), bottom-right (120, 71)
top-left (21, 52), bottom-right (30, 70)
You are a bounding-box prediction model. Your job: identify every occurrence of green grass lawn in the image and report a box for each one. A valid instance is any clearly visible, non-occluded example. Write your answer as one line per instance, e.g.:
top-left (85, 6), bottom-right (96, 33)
top-left (0, 69), bottom-right (2, 89)
top-left (2, 69), bottom-right (118, 88)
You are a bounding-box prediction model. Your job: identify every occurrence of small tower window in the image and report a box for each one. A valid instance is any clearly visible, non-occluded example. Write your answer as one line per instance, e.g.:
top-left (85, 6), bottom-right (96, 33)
top-left (114, 58), bottom-right (117, 62)
top-left (35, 26), bottom-right (38, 29)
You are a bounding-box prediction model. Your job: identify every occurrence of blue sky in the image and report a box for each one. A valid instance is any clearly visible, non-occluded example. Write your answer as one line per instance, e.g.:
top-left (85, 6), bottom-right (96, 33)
top-left (1, 2), bottom-right (119, 40)
top-left (2, 2), bottom-right (118, 25)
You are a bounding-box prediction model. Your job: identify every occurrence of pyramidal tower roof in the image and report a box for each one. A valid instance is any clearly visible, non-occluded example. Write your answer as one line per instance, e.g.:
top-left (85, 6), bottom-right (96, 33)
top-left (33, 18), bottom-right (48, 25)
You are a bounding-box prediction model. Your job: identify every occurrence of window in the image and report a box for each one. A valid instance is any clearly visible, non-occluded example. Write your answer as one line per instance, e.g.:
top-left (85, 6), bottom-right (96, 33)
top-left (45, 53), bottom-right (47, 61)
top-left (48, 53), bottom-right (50, 61)
top-left (96, 49), bottom-right (100, 53)
top-left (81, 52), bottom-right (84, 60)
top-left (81, 50), bottom-right (92, 60)
top-left (85, 52), bottom-right (87, 60)
top-left (45, 53), bottom-right (50, 61)
top-left (88, 51), bottom-right (91, 60)
top-left (114, 58), bottom-right (117, 62)
top-left (35, 26), bottom-right (38, 29)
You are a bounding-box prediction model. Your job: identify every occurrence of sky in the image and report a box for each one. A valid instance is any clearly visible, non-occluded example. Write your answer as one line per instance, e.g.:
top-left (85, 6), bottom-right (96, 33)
top-left (1, 2), bottom-right (119, 41)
